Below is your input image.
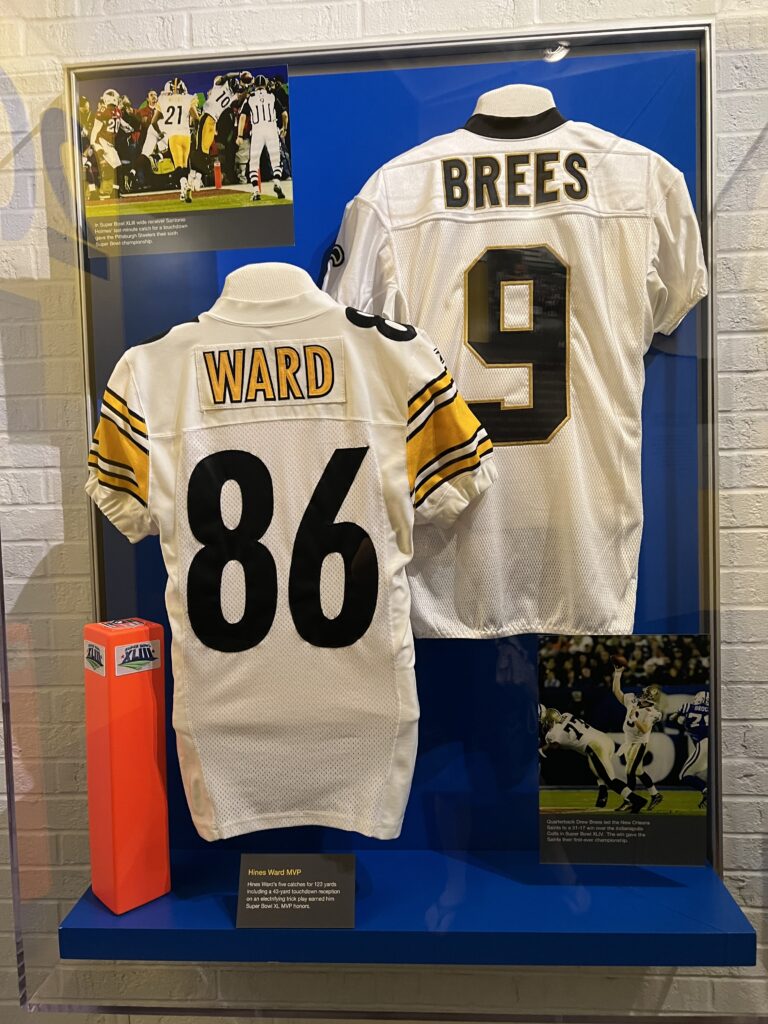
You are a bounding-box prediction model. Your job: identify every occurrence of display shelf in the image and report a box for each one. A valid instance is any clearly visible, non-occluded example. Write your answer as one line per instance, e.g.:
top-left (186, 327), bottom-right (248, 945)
top-left (60, 850), bottom-right (755, 966)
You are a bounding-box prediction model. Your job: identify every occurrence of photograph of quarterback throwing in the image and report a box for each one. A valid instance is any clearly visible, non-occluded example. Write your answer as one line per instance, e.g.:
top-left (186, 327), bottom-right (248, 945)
top-left (538, 634), bottom-right (709, 818)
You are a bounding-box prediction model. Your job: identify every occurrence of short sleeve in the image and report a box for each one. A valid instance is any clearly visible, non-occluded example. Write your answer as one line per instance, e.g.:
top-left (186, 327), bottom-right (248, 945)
top-left (406, 337), bottom-right (497, 529)
top-left (323, 187), bottom-right (407, 321)
top-left (648, 171), bottom-right (708, 336)
top-left (85, 354), bottom-right (156, 543)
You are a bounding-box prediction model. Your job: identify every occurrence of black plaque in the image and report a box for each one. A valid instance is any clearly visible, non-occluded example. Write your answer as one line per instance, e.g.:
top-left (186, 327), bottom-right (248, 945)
top-left (236, 854), bottom-right (355, 929)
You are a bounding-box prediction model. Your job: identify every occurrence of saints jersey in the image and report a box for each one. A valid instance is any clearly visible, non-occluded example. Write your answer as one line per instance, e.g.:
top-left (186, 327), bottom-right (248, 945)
top-left (546, 713), bottom-right (602, 754)
top-left (157, 92), bottom-right (196, 137)
top-left (623, 695), bottom-right (661, 742)
top-left (324, 108), bottom-right (708, 637)
top-left (85, 268), bottom-right (495, 842)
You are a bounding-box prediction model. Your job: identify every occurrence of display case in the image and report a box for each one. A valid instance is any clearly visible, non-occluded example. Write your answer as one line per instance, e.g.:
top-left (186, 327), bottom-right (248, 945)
top-left (2, 22), bottom-right (760, 1019)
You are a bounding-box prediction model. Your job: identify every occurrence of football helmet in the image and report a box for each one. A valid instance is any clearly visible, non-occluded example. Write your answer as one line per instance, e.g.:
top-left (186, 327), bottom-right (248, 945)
top-left (101, 88), bottom-right (120, 106)
top-left (694, 690), bottom-right (710, 705)
top-left (171, 77), bottom-right (188, 94)
top-left (162, 80), bottom-right (174, 94)
top-left (543, 708), bottom-right (563, 730)
top-left (254, 74), bottom-right (269, 89)
top-left (239, 71), bottom-right (256, 90)
top-left (639, 684), bottom-right (662, 707)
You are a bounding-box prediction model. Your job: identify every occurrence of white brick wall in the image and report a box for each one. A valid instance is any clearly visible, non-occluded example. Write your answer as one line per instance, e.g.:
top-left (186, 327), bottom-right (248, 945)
top-left (0, 2), bottom-right (766, 1021)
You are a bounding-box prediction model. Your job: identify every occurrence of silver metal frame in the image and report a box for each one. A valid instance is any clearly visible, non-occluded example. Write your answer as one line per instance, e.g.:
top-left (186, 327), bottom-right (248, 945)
top-left (13, 21), bottom-right (719, 1018)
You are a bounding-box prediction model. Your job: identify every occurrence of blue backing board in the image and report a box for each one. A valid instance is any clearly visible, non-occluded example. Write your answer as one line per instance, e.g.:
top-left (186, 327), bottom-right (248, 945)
top-left (64, 44), bottom-right (751, 967)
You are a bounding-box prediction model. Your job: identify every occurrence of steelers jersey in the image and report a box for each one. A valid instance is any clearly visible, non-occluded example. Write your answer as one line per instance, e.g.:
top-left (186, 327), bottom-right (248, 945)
top-left (623, 695), bottom-right (662, 742)
top-left (324, 108), bottom-right (708, 638)
top-left (85, 268), bottom-right (495, 842)
top-left (203, 76), bottom-right (238, 121)
top-left (157, 92), bottom-right (196, 137)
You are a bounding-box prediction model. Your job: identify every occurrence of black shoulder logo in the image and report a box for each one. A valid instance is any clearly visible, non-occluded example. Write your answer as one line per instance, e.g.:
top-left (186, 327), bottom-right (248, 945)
top-left (345, 307), bottom-right (417, 342)
top-left (329, 243), bottom-right (345, 268)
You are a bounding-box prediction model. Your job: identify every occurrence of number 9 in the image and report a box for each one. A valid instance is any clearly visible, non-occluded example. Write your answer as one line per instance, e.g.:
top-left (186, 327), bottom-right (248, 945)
top-left (464, 245), bottom-right (570, 445)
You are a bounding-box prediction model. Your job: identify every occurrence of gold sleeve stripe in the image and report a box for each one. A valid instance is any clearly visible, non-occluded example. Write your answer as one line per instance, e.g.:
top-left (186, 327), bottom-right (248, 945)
top-left (88, 455), bottom-right (137, 484)
top-left (407, 370), bottom-right (452, 422)
top-left (99, 410), bottom-right (149, 456)
top-left (89, 448), bottom-right (135, 473)
top-left (93, 416), bottom-right (149, 504)
top-left (103, 388), bottom-right (148, 438)
top-left (93, 475), bottom-right (149, 508)
top-left (406, 393), bottom-right (480, 491)
top-left (413, 439), bottom-right (493, 509)
top-left (411, 424), bottom-right (485, 492)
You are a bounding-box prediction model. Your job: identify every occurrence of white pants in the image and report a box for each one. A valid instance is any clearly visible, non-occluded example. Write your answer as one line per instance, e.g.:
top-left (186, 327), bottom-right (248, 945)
top-left (680, 737), bottom-right (708, 782)
top-left (96, 140), bottom-right (121, 170)
top-left (142, 125), bottom-right (166, 159)
top-left (248, 125), bottom-right (281, 182)
top-left (586, 734), bottom-right (618, 782)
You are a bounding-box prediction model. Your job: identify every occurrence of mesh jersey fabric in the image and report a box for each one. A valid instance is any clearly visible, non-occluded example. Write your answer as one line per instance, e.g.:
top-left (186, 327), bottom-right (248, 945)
top-left (323, 115), bottom-right (709, 638)
top-left (85, 270), bottom-right (496, 841)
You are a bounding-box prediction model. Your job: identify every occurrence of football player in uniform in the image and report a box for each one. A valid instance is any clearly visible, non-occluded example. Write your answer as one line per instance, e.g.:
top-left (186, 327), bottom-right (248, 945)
top-left (190, 70), bottom-right (253, 192)
top-left (89, 88), bottom-right (131, 199)
top-left (671, 690), bottom-right (709, 808)
top-left (238, 74), bottom-right (286, 201)
top-left (541, 708), bottom-right (645, 812)
top-left (612, 661), bottom-right (664, 811)
top-left (151, 77), bottom-right (199, 203)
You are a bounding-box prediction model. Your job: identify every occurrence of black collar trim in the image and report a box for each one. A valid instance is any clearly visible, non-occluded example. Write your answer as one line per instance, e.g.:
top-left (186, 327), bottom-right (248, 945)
top-left (463, 108), bottom-right (567, 140)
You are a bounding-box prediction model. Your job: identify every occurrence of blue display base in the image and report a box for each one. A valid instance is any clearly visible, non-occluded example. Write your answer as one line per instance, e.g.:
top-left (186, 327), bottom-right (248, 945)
top-left (60, 851), bottom-right (755, 966)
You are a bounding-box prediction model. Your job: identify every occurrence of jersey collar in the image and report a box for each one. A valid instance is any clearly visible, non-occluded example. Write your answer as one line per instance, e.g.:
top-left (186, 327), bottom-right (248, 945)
top-left (204, 277), bottom-right (338, 327)
top-left (463, 107), bottom-right (567, 140)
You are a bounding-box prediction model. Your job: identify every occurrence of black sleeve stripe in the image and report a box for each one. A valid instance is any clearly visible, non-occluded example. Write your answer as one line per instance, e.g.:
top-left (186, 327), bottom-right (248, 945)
top-left (102, 396), bottom-right (149, 438)
top-left (410, 443), bottom-right (490, 498)
top-left (104, 386), bottom-right (146, 426)
top-left (100, 410), bottom-right (150, 455)
top-left (94, 478), bottom-right (148, 508)
top-left (406, 392), bottom-right (458, 442)
top-left (412, 425), bottom-right (485, 481)
top-left (89, 450), bottom-right (135, 473)
top-left (90, 463), bottom-right (139, 486)
top-left (407, 370), bottom-right (448, 408)
top-left (406, 380), bottom-right (455, 424)
top-left (413, 449), bottom-right (492, 510)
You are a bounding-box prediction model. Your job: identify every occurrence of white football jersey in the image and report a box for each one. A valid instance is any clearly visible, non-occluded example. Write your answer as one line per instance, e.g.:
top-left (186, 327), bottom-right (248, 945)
top-left (85, 267), bottom-right (495, 842)
top-left (157, 92), bottom-right (195, 137)
top-left (623, 695), bottom-right (662, 742)
top-left (546, 713), bottom-right (602, 754)
top-left (324, 107), bottom-right (708, 637)
top-left (203, 76), bottom-right (237, 120)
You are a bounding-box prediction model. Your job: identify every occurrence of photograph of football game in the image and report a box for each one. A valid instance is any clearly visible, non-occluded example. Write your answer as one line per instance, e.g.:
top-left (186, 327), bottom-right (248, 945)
top-left (538, 634), bottom-right (710, 865)
top-left (75, 62), bottom-right (293, 255)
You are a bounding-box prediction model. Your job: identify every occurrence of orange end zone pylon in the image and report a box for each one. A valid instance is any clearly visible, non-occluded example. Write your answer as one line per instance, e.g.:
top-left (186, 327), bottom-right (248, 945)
top-left (84, 618), bottom-right (170, 915)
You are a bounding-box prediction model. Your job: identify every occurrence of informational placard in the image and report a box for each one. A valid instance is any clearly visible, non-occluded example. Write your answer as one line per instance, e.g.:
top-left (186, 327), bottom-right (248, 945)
top-left (538, 634), bottom-right (710, 865)
top-left (236, 854), bottom-right (355, 929)
top-left (75, 60), bottom-right (293, 257)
